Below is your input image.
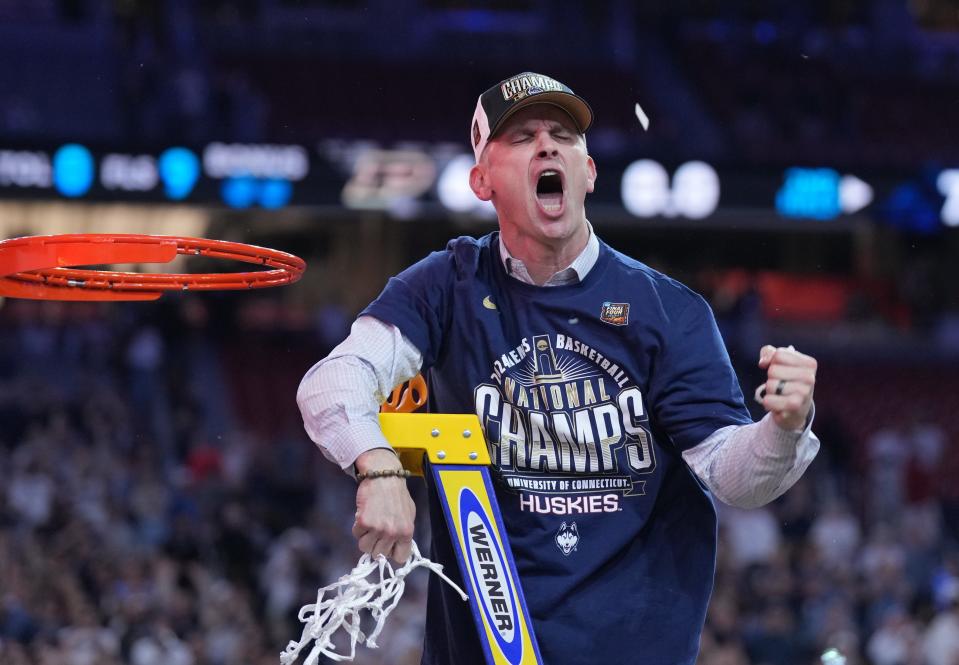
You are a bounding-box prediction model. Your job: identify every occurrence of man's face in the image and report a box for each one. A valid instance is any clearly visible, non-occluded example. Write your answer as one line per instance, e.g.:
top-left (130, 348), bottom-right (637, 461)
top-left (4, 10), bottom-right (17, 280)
top-left (471, 105), bottom-right (596, 246)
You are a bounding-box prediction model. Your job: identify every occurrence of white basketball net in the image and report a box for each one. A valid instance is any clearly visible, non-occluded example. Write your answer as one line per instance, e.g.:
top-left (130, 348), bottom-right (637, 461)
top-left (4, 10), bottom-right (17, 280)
top-left (280, 541), bottom-right (468, 664)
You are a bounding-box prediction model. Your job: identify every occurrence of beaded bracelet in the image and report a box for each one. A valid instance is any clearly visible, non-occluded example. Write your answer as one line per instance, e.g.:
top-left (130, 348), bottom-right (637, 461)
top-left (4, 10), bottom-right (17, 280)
top-left (356, 468), bottom-right (412, 482)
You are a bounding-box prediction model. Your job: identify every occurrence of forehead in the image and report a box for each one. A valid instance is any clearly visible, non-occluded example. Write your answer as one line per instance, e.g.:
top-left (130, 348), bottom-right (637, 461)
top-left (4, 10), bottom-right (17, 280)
top-left (496, 104), bottom-right (581, 135)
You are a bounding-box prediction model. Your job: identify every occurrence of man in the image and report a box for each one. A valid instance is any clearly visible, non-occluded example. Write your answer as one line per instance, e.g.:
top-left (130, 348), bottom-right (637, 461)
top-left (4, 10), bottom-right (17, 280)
top-left (298, 72), bottom-right (820, 665)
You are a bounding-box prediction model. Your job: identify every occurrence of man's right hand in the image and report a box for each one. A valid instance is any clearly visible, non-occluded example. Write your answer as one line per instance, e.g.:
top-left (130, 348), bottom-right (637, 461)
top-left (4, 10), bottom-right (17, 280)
top-left (351, 448), bottom-right (416, 564)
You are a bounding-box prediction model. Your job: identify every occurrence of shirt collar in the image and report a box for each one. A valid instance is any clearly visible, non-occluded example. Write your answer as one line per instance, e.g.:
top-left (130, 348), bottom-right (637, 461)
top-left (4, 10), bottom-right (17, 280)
top-left (498, 222), bottom-right (599, 287)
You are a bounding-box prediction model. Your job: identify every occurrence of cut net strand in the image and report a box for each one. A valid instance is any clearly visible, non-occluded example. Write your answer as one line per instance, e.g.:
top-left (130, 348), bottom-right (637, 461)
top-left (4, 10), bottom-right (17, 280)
top-left (280, 541), bottom-right (468, 665)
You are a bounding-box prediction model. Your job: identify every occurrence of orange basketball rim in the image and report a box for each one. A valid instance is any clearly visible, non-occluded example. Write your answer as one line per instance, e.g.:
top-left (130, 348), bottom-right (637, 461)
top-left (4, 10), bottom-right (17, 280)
top-left (0, 234), bottom-right (306, 301)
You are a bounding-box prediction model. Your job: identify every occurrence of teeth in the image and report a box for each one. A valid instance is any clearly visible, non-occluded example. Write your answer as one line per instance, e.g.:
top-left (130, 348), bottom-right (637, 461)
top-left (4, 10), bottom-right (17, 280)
top-left (541, 170), bottom-right (558, 177)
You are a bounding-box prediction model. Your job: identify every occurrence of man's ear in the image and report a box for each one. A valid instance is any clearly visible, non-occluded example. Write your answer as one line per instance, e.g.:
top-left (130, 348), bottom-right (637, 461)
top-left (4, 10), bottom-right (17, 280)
top-left (585, 155), bottom-right (597, 194)
top-left (470, 163), bottom-right (492, 201)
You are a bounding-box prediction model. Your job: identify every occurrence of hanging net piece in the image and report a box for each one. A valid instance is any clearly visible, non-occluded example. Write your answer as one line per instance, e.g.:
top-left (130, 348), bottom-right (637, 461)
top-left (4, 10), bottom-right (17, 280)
top-left (280, 541), bottom-right (468, 664)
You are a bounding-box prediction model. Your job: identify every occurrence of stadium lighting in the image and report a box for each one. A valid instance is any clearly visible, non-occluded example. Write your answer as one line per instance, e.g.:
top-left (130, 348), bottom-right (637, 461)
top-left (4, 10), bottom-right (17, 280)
top-left (437, 154), bottom-right (495, 217)
top-left (158, 148), bottom-right (201, 200)
top-left (621, 160), bottom-right (720, 219)
top-left (839, 175), bottom-right (873, 214)
top-left (101, 153), bottom-right (159, 192)
top-left (776, 168), bottom-right (840, 220)
top-left (52, 144), bottom-right (95, 198)
top-left (938, 169), bottom-right (959, 227)
top-left (621, 159), bottom-right (670, 218)
top-left (672, 161), bottom-right (720, 219)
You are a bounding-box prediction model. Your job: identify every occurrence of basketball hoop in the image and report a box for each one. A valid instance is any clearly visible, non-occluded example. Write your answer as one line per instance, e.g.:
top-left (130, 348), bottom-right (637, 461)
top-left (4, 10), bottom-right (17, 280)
top-left (0, 234), bottom-right (305, 301)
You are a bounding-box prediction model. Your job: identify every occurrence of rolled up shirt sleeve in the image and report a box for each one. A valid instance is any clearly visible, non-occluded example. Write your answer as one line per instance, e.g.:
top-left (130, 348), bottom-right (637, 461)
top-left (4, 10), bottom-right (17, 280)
top-left (682, 407), bottom-right (820, 509)
top-left (296, 316), bottom-right (423, 470)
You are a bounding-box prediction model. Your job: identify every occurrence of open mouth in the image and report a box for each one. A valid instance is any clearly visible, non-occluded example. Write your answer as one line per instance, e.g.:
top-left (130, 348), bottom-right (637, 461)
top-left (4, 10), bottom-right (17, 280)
top-left (536, 170), bottom-right (564, 214)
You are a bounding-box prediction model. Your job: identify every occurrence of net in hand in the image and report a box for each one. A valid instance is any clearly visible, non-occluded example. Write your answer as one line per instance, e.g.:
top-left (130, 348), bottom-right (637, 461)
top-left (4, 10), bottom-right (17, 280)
top-left (280, 541), bottom-right (468, 664)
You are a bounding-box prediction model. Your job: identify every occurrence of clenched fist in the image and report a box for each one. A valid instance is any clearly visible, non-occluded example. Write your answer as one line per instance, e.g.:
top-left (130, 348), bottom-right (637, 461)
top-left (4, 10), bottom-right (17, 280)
top-left (351, 448), bottom-right (416, 564)
top-left (755, 344), bottom-right (817, 431)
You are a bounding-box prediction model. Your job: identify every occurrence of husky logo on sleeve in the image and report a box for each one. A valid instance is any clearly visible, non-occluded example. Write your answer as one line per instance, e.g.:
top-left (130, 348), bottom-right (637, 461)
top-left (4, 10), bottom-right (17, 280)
top-left (555, 522), bottom-right (579, 556)
top-left (474, 331), bottom-right (657, 515)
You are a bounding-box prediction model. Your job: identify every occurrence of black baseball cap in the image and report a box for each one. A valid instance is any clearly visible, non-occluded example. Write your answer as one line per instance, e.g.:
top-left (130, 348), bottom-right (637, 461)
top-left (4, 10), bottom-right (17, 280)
top-left (470, 72), bottom-right (593, 161)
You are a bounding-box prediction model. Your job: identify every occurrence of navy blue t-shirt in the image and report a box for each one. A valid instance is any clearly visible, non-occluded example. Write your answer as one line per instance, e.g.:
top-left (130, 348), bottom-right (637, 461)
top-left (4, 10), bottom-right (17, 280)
top-left (362, 233), bottom-right (752, 665)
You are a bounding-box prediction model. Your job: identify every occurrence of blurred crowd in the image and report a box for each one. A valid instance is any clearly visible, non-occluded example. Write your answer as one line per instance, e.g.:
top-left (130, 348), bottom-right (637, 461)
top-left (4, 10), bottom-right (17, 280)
top-left (0, 298), bottom-right (427, 665)
top-left (701, 429), bottom-right (959, 665)
top-left (0, 294), bottom-right (957, 665)
top-left (2, 1), bottom-right (957, 169)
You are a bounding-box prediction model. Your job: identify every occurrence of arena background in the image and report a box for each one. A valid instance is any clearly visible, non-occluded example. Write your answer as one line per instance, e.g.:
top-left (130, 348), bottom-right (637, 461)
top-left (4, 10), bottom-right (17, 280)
top-left (1, 1), bottom-right (958, 664)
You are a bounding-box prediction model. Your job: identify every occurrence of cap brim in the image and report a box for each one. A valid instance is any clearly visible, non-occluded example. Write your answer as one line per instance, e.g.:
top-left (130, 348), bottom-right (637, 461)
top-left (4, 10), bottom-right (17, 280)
top-left (488, 91), bottom-right (593, 139)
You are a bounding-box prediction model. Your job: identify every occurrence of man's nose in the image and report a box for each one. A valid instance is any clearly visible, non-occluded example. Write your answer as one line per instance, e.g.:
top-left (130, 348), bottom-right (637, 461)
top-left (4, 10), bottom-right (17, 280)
top-left (535, 132), bottom-right (559, 158)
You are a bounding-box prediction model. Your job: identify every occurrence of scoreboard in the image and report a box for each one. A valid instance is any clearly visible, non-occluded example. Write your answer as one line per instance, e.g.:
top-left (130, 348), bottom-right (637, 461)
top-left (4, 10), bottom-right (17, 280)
top-left (0, 139), bottom-right (954, 233)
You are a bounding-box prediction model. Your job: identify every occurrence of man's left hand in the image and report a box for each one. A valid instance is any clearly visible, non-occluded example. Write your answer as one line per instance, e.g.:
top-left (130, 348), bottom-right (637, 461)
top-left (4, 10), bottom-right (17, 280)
top-left (756, 344), bottom-right (817, 431)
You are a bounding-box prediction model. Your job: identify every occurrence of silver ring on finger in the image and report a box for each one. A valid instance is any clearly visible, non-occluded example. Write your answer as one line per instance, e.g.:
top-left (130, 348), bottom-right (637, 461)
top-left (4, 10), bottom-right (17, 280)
top-left (775, 379), bottom-right (787, 396)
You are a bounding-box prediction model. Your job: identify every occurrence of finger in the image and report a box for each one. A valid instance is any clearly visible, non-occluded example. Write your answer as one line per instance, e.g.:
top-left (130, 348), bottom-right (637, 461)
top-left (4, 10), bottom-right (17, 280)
top-left (765, 377), bottom-right (813, 399)
top-left (762, 392), bottom-right (810, 415)
top-left (352, 520), bottom-right (369, 540)
top-left (769, 347), bottom-right (817, 369)
top-left (755, 381), bottom-right (791, 404)
top-left (754, 383), bottom-right (767, 405)
top-left (766, 365), bottom-right (816, 383)
top-left (762, 394), bottom-right (811, 430)
top-left (358, 532), bottom-right (378, 555)
top-left (370, 537), bottom-right (395, 560)
top-left (758, 345), bottom-right (777, 368)
top-left (392, 539), bottom-right (413, 564)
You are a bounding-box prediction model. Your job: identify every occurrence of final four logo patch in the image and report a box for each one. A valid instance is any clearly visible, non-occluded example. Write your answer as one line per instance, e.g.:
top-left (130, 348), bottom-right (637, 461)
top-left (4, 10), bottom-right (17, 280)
top-left (600, 302), bottom-right (629, 326)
